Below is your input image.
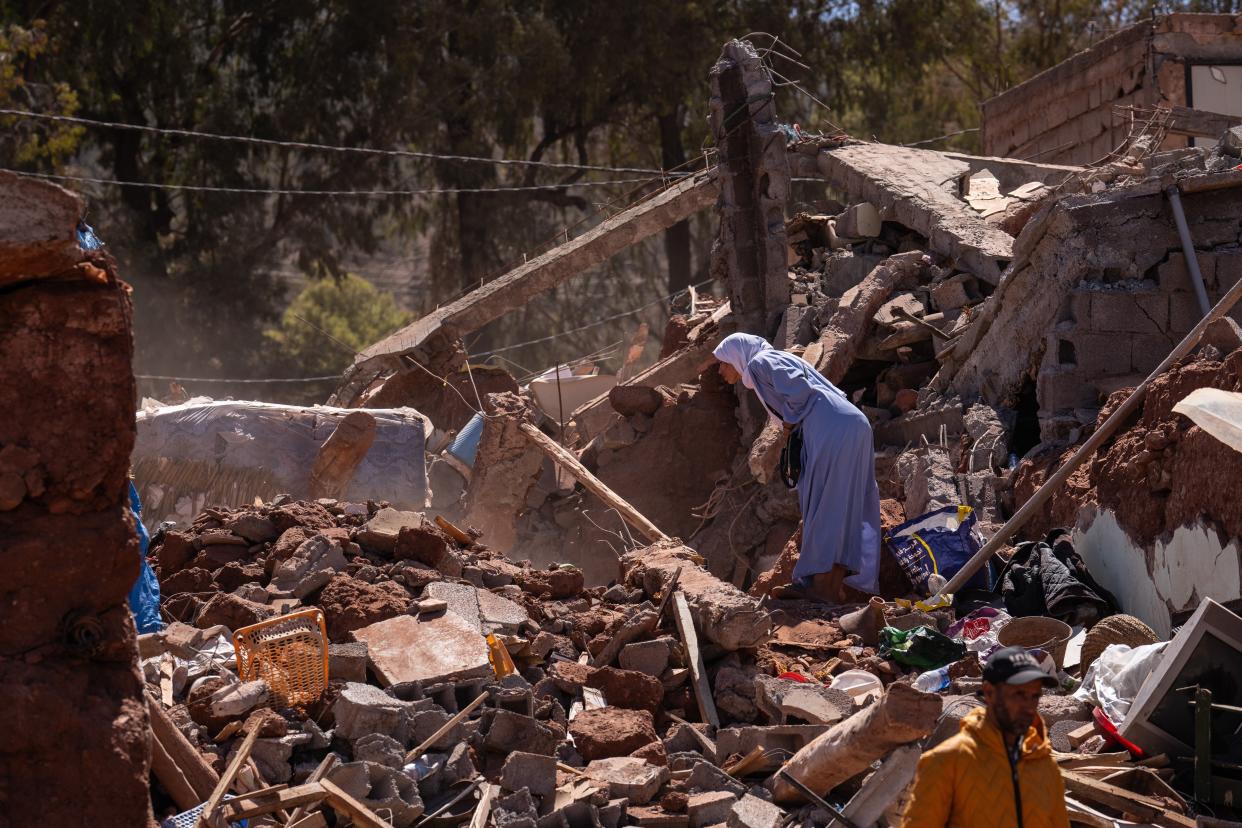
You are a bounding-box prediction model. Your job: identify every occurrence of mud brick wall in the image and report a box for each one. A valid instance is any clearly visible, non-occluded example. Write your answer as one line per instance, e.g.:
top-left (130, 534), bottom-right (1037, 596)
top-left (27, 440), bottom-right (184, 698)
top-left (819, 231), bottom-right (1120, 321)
top-left (0, 266), bottom-right (153, 825)
top-left (982, 14), bottom-right (1242, 166)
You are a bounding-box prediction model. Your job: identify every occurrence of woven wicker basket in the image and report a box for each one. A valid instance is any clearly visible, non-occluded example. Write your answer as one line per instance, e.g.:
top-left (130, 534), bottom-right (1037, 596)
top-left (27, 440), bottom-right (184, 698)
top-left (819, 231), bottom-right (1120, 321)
top-left (998, 616), bottom-right (1073, 669)
top-left (1080, 614), bottom-right (1157, 674)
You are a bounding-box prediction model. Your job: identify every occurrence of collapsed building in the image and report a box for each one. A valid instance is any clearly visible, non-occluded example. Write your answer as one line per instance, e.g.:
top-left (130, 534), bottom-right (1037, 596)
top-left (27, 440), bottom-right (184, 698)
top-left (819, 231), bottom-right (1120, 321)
top-left (8, 21), bottom-right (1242, 828)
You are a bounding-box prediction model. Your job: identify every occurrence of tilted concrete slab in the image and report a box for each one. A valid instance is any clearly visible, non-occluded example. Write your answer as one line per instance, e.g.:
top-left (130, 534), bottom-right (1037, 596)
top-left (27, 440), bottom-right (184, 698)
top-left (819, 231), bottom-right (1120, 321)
top-left (814, 143), bottom-right (1015, 284)
top-left (338, 171), bottom-right (720, 399)
top-left (349, 612), bottom-right (491, 687)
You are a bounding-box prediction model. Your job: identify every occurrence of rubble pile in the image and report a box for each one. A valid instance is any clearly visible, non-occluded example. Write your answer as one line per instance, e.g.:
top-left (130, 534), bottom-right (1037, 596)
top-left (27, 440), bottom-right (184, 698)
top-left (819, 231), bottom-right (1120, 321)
top-left (1014, 337), bottom-right (1242, 542)
top-left (143, 486), bottom-right (1222, 827)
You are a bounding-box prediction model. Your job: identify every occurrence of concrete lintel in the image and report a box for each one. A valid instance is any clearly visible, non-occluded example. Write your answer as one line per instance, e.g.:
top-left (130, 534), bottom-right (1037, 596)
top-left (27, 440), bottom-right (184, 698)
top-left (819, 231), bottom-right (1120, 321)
top-left (939, 151), bottom-right (1082, 190)
top-left (816, 144), bottom-right (1014, 284)
top-left (345, 171), bottom-right (719, 378)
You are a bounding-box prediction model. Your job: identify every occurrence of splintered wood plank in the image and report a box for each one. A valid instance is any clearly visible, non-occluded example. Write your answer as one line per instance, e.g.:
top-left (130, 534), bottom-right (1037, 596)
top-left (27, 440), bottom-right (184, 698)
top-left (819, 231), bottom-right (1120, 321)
top-left (520, 422), bottom-right (668, 543)
top-left (672, 591), bottom-right (721, 729)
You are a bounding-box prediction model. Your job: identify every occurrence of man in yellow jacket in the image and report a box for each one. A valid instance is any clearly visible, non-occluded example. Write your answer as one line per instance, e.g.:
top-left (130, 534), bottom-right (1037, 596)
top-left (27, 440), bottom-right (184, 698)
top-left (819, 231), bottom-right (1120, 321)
top-left (901, 647), bottom-right (1070, 828)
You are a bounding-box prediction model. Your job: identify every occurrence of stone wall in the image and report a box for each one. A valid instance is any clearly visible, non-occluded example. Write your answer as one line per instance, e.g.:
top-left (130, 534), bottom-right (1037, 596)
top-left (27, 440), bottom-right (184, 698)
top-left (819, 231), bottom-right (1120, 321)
top-left (0, 175), bottom-right (152, 826)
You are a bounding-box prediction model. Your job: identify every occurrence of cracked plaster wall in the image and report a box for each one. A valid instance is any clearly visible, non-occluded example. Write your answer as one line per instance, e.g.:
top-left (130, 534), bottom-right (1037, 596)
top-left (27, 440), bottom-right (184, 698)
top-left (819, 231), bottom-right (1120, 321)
top-left (1074, 506), bottom-right (1242, 637)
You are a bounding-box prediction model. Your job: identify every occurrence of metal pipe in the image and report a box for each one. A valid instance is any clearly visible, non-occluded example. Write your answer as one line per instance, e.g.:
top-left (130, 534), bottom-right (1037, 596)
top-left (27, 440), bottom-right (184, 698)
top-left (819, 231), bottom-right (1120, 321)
top-left (1167, 185), bottom-right (1212, 316)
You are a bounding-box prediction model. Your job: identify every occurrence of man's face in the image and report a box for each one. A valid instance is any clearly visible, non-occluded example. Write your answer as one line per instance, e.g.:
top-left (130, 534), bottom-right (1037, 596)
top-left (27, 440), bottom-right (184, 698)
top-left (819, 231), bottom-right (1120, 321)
top-left (719, 363), bottom-right (741, 385)
top-left (982, 679), bottom-right (1043, 740)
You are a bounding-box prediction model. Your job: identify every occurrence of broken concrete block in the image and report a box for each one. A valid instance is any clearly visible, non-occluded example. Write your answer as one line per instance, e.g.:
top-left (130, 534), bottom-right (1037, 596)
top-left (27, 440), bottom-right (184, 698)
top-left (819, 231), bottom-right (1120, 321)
top-left (485, 709), bottom-right (562, 756)
top-left (224, 512), bottom-right (279, 543)
top-left (619, 639), bottom-right (671, 678)
top-left (934, 276), bottom-right (973, 315)
top-left (726, 795), bottom-right (783, 828)
top-left (501, 750), bottom-right (556, 798)
top-left (570, 707), bottom-right (658, 761)
top-left (688, 790), bottom-right (738, 828)
top-left (585, 757), bottom-right (670, 806)
top-left (357, 507), bottom-right (426, 553)
top-left (208, 679), bottom-right (270, 718)
top-left (248, 735), bottom-right (296, 784)
top-left (332, 681), bottom-right (415, 744)
top-left (752, 675), bottom-right (853, 725)
top-left (267, 535), bottom-right (347, 598)
top-left (874, 292), bottom-right (925, 326)
top-left (328, 760), bottom-right (424, 828)
top-left (686, 761), bottom-right (747, 798)
top-left (835, 202), bottom-right (881, 239)
top-left (329, 641), bottom-right (369, 683)
top-left (622, 541), bottom-right (770, 651)
top-left (354, 732), bottom-right (405, 768)
top-left (350, 613), bottom-right (492, 687)
top-left (895, 446), bottom-right (957, 518)
top-left (494, 788), bottom-right (540, 828)
top-left (715, 726), bottom-right (830, 760)
top-left (768, 683), bottom-right (942, 803)
top-left (0, 170), bottom-right (85, 284)
top-left (195, 592), bottom-right (275, 631)
top-left (425, 581), bottom-right (529, 635)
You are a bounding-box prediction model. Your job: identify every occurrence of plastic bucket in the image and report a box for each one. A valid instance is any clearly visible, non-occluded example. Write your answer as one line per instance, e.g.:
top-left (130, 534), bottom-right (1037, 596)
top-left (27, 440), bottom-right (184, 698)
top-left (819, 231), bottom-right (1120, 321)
top-left (997, 616), bottom-right (1073, 669)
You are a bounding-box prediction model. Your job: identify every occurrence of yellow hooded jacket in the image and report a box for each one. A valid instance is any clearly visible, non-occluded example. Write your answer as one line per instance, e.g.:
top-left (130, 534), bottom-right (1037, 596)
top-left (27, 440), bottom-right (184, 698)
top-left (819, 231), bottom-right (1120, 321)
top-left (900, 707), bottom-right (1070, 828)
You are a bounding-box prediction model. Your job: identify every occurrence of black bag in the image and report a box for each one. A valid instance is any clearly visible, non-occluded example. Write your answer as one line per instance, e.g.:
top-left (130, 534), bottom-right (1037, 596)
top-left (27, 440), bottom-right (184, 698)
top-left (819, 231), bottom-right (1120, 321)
top-left (780, 424), bottom-right (803, 489)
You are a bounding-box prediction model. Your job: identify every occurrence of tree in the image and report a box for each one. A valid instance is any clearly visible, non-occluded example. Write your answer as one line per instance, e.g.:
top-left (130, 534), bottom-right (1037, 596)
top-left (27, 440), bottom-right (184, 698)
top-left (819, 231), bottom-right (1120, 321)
top-left (266, 275), bottom-right (409, 377)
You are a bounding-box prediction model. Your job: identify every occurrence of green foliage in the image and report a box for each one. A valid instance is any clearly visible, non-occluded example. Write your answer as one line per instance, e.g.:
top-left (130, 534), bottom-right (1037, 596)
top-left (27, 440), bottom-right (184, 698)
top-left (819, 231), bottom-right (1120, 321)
top-left (0, 0), bottom-right (1216, 386)
top-left (266, 275), bottom-right (410, 376)
top-left (0, 21), bottom-right (81, 164)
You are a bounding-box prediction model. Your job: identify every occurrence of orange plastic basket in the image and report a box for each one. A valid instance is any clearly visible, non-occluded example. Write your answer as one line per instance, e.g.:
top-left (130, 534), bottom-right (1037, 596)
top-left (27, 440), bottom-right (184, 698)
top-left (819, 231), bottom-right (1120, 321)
top-left (232, 608), bottom-right (329, 709)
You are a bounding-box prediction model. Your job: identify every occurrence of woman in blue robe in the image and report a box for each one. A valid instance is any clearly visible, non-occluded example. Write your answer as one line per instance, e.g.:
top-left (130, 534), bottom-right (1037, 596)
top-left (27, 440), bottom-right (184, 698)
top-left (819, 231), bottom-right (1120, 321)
top-left (713, 333), bottom-right (881, 602)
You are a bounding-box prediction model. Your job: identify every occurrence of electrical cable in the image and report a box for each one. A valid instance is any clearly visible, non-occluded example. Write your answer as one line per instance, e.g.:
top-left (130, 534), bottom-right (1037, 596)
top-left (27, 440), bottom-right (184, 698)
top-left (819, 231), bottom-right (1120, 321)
top-left (0, 107), bottom-right (679, 175)
top-left (1, 167), bottom-right (656, 197)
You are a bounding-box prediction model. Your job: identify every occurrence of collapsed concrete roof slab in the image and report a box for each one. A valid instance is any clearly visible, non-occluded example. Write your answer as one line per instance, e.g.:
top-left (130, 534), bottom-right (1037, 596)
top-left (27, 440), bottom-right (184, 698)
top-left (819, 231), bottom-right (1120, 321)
top-left (813, 143), bottom-right (1015, 285)
top-left (937, 172), bottom-right (1242, 413)
top-left (338, 171), bottom-right (720, 399)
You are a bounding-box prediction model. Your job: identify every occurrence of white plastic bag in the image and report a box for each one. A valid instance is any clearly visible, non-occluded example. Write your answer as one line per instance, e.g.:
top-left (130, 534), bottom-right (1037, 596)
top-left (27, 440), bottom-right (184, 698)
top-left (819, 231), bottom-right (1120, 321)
top-left (1073, 641), bottom-right (1166, 724)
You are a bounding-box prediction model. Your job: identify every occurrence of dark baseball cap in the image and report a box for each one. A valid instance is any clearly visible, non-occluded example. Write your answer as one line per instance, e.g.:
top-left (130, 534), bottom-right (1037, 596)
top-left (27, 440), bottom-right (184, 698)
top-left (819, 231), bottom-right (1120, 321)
top-left (983, 646), bottom-right (1058, 687)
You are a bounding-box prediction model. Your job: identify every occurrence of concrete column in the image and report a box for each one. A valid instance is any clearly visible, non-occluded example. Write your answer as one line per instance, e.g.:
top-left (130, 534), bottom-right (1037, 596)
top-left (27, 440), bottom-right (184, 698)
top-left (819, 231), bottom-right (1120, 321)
top-left (708, 39), bottom-right (792, 340)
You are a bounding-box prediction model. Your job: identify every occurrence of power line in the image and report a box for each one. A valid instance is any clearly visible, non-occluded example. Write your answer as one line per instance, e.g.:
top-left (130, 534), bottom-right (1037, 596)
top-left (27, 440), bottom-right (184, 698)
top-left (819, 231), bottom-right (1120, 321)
top-left (0, 107), bottom-right (676, 175)
top-left (475, 277), bottom-right (716, 357)
top-left (136, 373), bottom-right (339, 383)
top-left (3, 168), bottom-right (657, 197)
top-left (903, 127), bottom-right (980, 148)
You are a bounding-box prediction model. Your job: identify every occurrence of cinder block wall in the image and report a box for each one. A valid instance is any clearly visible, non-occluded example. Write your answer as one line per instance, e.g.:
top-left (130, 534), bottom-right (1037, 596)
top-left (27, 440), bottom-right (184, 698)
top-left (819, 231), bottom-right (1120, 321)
top-left (982, 22), bottom-right (1153, 165)
top-left (983, 14), bottom-right (1242, 166)
top-left (1036, 187), bottom-right (1242, 440)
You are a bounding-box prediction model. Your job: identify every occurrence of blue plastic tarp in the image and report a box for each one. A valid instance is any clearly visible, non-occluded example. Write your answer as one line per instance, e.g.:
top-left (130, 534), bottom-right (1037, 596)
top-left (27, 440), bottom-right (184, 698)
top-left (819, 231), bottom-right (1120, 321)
top-left (126, 480), bottom-right (163, 634)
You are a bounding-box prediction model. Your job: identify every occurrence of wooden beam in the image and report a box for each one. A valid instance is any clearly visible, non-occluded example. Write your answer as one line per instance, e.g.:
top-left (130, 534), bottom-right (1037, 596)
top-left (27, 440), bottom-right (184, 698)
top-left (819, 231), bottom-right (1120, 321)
top-left (1061, 772), bottom-right (1194, 828)
top-left (222, 784), bottom-right (325, 821)
top-left (672, 591), bottom-right (721, 729)
top-left (469, 783), bottom-right (496, 828)
top-left (147, 694), bottom-right (220, 803)
top-left (308, 410), bottom-right (376, 499)
top-left (284, 753), bottom-right (339, 825)
top-left (321, 779), bottom-right (397, 828)
top-left (150, 727), bottom-right (201, 812)
top-left (520, 422), bottom-right (668, 544)
top-left (287, 813), bottom-right (328, 828)
top-left (197, 725), bottom-right (260, 827)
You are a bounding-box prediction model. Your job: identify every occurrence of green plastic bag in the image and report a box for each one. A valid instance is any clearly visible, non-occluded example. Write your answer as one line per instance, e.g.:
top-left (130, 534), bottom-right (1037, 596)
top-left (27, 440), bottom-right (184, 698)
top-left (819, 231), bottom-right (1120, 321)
top-left (879, 625), bottom-right (966, 670)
